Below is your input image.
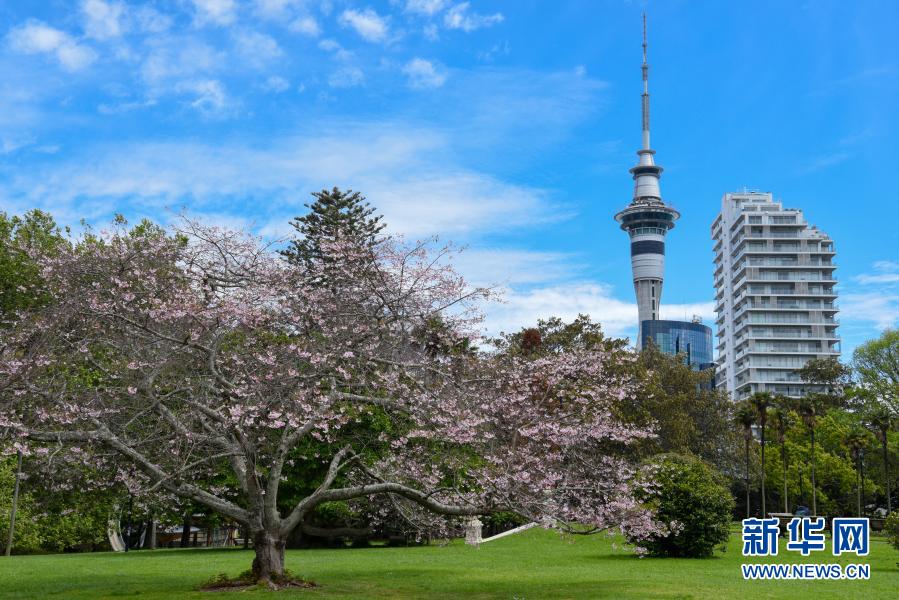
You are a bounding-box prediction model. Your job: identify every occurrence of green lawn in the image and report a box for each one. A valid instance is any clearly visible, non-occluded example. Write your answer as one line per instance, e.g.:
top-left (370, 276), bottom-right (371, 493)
top-left (0, 527), bottom-right (897, 599)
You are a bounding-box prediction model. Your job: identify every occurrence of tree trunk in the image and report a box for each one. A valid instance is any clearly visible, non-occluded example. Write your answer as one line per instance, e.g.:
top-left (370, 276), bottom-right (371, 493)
top-left (180, 513), bottom-right (191, 548)
top-left (856, 453), bottom-right (862, 517)
top-left (745, 437), bottom-right (751, 518)
top-left (760, 423), bottom-right (767, 517)
top-left (148, 518), bottom-right (157, 550)
top-left (782, 441), bottom-right (789, 513)
top-left (4, 451), bottom-right (22, 557)
top-left (884, 437), bottom-right (892, 514)
top-left (810, 428), bottom-right (817, 517)
top-left (860, 449), bottom-right (866, 516)
top-left (251, 530), bottom-right (286, 586)
top-left (124, 495), bottom-right (133, 552)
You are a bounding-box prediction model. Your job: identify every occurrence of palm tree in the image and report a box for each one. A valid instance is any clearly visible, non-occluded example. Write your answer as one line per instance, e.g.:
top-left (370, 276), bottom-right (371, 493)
top-left (749, 392), bottom-right (773, 517)
top-left (844, 426), bottom-right (868, 517)
top-left (799, 393), bottom-right (825, 517)
top-left (862, 401), bottom-right (894, 514)
top-left (771, 396), bottom-right (797, 513)
top-left (735, 400), bottom-right (757, 518)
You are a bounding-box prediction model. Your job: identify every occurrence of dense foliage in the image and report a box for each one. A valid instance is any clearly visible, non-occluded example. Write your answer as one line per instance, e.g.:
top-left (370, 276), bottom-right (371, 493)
top-left (1, 457), bottom-right (111, 553)
top-left (629, 454), bottom-right (733, 558)
top-left (631, 343), bottom-right (737, 471)
top-left (886, 510), bottom-right (899, 550)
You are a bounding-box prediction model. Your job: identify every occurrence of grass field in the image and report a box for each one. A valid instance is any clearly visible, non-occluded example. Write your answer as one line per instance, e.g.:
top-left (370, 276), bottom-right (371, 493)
top-left (0, 526), bottom-right (897, 599)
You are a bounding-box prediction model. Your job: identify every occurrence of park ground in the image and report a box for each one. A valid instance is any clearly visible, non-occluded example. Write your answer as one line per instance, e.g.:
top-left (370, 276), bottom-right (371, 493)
top-left (0, 526), bottom-right (897, 599)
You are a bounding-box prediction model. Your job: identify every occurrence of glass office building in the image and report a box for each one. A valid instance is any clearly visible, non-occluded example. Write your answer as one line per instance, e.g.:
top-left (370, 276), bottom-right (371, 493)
top-left (641, 319), bottom-right (713, 370)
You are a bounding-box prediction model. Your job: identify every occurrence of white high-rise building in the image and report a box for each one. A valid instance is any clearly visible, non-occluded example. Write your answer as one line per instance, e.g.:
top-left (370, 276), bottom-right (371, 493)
top-left (712, 192), bottom-right (840, 400)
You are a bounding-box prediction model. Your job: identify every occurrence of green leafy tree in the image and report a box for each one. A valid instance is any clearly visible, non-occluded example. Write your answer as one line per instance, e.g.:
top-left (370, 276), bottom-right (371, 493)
top-left (1, 210), bottom-right (68, 555)
top-left (761, 407), bottom-right (879, 518)
top-left (629, 454), bottom-right (734, 558)
top-left (853, 329), bottom-right (899, 414)
top-left (0, 210), bottom-right (67, 320)
top-left (799, 357), bottom-right (852, 400)
top-left (496, 315), bottom-right (628, 357)
top-left (797, 357), bottom-right (850, 516)
top-left (886, 510), bottom-right (899, 551)
top-left (631, 342), bottom-right (737, 470)
top-left (281, 187), bottom-right (385, 272)
top-left (853, 331), bottom-right (898, 513)
top-left (860, 399), bottom-right (894, 514)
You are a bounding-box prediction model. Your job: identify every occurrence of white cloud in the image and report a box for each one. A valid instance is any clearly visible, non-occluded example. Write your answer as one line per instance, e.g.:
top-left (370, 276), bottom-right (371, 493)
top-left (841, 293), bottom-right (899, 330)
top-left (140, 39), bottom-right (223, 86)
top-left (423, 24), bottom-right (439, 41)
top-left (254, 0), bottom-right (305, 19)
top-left (803, 151), bottom-right (851, 173)
top-left (262, 75), bottom-right (290, 93)
top-left (135, 5), bottom-right (173, 33)
top-left (405, 0), bottom-right (448, 15)
top-left (854, 260), bottom-right (899, 285)
top-left (444, 2), bottom-right (503, 32)
top-left (7, 20), bottom-right (97, 72)
top-left (57, 44), bottom-right (100, 71)
top-left (7, 21), bottom-right (68, 52)
top-left (477, 40), bottom-right (509, 62)
top-left (401, 58), bottom-right (446, 89)
top-left (0, 123), bottom-right (562, 240)
top-left (339, 8), bottom-right (389, 42)
top-left (233, 30), bottom-right (283, 67)
top-left (1, 135), bottom-right (36, 155)
top-left (81, 0), bottom-right (126, 40)
top-left (328, 66), bottom-right (364, 88)
top-left (318, 38), bottom-right (353, 60)
top-left (191, 0), bottom-right (238, 26)
top-left (452, 249), bottom-right (579, 287)
top-left (844, 261), bottom-right (899, 330)
top-left (175, 79), bottom-right (231, 116)
top-left (289, 16), bottom-right (321, 37)
top-left (80, 1), bottom-right (170, 37)
top-left (97, 98), bottom-right (158, 114)
top-left (481, 282), bottom-right (715, 341)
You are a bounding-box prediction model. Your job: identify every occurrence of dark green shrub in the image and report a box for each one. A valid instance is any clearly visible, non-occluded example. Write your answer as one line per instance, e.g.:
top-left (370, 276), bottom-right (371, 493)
top-left (630, 454), bottom-right (734, 558)
top-left (886, 511), bottom-right (899, 551)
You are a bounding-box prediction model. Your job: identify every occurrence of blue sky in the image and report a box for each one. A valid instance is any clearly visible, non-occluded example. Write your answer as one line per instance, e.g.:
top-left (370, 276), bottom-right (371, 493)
top-left (1, 0), bottom-right (897, 357)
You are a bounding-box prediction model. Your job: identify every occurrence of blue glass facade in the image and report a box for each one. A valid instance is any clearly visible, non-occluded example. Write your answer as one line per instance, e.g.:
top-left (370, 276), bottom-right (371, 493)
top-left (641, 320), bottom-right (713, 370)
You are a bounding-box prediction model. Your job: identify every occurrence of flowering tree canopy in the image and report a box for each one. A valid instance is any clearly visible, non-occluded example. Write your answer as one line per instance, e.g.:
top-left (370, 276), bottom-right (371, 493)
top-left (0, 218), bottom-right (657, 584)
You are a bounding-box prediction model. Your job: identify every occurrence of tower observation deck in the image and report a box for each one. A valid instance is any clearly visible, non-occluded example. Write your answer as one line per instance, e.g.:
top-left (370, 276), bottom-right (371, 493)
top-left (614, 14), bottom-right (680, 348)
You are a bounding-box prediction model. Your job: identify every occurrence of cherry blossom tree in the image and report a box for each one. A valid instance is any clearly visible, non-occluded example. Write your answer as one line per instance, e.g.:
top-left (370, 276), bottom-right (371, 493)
top-left (0, 218), bottom-right (657, 586)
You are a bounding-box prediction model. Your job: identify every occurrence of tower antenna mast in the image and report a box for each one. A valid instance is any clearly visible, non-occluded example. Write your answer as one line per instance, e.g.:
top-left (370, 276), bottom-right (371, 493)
top-left (641, 12), bottom-right (650, 150)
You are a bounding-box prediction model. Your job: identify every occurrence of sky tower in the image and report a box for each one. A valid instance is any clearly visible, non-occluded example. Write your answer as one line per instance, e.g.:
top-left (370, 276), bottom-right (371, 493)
top-left (614, 14), bottom-right (680, 348)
